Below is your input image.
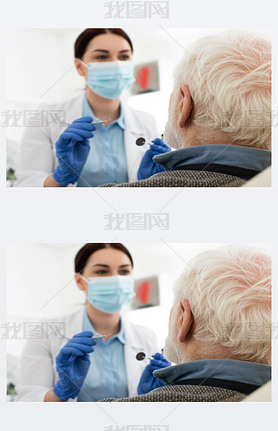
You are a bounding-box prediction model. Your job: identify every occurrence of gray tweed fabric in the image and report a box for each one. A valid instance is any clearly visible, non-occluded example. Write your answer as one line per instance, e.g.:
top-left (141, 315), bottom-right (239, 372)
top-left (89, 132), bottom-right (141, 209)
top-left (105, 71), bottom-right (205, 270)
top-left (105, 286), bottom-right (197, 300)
top-left (100, 170), bottom-right (246, 187)
top-left (101, 384), bottom-right (246, 402)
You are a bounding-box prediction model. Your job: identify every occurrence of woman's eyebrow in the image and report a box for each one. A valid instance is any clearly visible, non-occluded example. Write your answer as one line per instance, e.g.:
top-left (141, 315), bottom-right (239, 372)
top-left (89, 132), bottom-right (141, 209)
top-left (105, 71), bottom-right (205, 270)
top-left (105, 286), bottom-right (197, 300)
top-left (91, 49), bottom-right (109, 53)
top-left (89, 264), bottom-right (131, 268)
top-left (90, 49), bottom-right (131, 54)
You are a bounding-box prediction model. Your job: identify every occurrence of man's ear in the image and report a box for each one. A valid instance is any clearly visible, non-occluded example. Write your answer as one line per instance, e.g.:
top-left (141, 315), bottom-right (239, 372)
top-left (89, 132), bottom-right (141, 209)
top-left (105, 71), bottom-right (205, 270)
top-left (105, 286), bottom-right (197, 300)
top-left (178, 84), bottom-right (193, 129)
top-left (178, 299), bottom-right (194, 343)
top-left (75, 273), bottom-right (86, 291)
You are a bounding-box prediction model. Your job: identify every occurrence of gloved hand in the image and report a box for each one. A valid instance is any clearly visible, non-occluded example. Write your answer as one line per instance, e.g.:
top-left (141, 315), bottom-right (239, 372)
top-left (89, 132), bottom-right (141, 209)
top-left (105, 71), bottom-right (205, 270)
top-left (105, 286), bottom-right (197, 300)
top-left (137, 138), bottom-right (171, 180)
top-left (137, 353), bottom-right (171, 395)
top-left (53, 330), bottom-right (96, 401)
top-left (52, 116), bottom-right (96, 186)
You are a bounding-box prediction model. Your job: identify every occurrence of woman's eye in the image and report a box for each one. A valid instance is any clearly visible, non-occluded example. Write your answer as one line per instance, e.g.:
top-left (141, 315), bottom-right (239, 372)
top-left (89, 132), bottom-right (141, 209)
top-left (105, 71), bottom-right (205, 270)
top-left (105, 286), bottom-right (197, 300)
top-left (119, 55), bottom-right (130, 60)
top-left (120, 270), bottom-right (130, 275)
top-left (96, 270), bottom-right (108, 275)
top-left (96, 56), bottom-right (108, 60)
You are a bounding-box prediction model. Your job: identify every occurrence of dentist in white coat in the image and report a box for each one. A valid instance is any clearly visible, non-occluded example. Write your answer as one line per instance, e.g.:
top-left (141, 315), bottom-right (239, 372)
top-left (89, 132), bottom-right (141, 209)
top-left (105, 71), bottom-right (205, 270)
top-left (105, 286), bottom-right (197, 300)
top-left (16, 243), bottom-right (159, 402)
top-left (16, 28), bottom-right (158, 187)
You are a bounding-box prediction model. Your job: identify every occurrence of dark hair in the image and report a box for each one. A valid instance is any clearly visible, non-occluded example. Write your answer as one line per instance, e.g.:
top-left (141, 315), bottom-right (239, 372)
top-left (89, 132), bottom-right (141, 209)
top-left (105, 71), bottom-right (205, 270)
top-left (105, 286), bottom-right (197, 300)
top-left (74, 28), bottom-right (134, 59)
top-left (75, 243), bottom-right (134, 274)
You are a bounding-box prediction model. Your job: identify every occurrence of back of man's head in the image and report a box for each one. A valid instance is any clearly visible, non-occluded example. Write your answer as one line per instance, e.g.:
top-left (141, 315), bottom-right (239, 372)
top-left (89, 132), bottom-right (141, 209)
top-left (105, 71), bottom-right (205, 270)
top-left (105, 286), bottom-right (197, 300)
top-left (173, 31), bottom-right (271, 150)
top-left (173, 245), bottom-right (271, 364)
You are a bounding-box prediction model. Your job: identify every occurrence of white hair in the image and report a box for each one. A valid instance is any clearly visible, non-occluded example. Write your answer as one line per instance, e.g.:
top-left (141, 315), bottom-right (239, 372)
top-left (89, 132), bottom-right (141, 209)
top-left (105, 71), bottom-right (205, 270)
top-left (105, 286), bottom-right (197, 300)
top-left (174, 245), bottom-right (271, 364)
top-left (173, 31), bottom-right (271, 150)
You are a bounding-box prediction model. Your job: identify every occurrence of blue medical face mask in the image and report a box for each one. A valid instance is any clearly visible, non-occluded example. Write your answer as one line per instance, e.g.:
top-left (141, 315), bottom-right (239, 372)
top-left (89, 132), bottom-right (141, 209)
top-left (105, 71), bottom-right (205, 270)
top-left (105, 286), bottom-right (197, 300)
top-left (80, 274), bottom-right (135, 314)
top-left (79, 59), bottom-right (135, 99)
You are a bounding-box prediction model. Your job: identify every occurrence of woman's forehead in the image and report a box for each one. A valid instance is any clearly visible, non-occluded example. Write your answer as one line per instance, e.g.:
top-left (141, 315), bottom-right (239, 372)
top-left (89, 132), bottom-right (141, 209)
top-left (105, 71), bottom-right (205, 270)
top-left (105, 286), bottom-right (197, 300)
top-left (86, 248), bottom-right (131, 266)
top-left (86, 33), bottom-right (132, 53)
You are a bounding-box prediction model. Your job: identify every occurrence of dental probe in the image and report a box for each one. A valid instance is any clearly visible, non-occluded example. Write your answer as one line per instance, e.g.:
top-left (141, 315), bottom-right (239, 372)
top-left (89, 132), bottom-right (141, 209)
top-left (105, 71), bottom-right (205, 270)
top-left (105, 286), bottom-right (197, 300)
top-left (66, 119), bottom-right (111, 126)
top-left (91, 119), bottom-right (111, 125)
top-left (92, 333), bottom-right (111, 339)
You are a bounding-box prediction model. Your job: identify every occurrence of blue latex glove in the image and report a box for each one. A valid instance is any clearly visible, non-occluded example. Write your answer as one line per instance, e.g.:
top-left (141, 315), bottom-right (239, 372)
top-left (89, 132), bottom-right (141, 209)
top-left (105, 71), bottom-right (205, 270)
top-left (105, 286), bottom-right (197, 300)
top-left (137, 352), bottom-right (171, 395)
top-left (52, 116), bottom-right (96, 186)
top-left (53, 330), bottom-right (96, 401)
top-left (137, 138), bottom-right (171, 180)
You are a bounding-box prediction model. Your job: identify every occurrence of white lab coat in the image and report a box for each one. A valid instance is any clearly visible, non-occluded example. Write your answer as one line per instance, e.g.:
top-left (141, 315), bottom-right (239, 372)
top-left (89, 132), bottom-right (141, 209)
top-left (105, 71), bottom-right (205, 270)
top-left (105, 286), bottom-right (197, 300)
top-left (16, 92), bottom-right (158, 187)
top-left (16, 307), bottom-right (159, 401)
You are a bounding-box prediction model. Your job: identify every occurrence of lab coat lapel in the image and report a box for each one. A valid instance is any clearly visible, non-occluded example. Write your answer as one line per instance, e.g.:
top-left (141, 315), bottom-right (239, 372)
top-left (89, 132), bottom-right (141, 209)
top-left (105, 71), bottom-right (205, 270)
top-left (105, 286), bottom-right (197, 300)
top-left (49, 92), bottom-right (85, 144)
top-left (65, 92), bottom-right (85, 124)
top-left (63, 307), bottom-right (85, 340)
top-left (122, 318), bottom-right (147, 396)
top-left (122, 103), bottom-right (148, 183)
top-left (49, 307), bottom-right (85, 385)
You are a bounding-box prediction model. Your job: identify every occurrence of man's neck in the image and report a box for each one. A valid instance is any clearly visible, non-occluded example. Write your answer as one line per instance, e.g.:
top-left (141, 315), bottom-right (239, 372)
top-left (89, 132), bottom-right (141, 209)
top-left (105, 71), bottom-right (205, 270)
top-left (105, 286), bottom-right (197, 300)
top-left (180, 341), bottom-right (236, 363)
top-left (182, 126), bottom-right (234, 149)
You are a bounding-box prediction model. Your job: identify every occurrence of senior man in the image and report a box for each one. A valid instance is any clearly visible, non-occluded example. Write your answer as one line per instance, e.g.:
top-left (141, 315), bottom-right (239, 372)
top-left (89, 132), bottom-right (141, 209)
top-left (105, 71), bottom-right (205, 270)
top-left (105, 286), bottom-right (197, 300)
top-left (102, 245), bottom-right (271, 401)
top-left (101, 31), bottom-right (271, 187)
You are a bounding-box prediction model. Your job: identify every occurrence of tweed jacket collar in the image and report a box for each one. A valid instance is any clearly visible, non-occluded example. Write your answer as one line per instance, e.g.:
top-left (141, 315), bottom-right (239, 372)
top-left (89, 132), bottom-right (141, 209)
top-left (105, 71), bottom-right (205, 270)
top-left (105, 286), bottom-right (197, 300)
top-left (153, 144), bottom-right (271, 180)
top-left (154, 359), bottom-right (271, 392)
